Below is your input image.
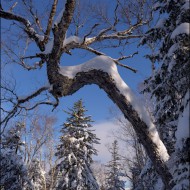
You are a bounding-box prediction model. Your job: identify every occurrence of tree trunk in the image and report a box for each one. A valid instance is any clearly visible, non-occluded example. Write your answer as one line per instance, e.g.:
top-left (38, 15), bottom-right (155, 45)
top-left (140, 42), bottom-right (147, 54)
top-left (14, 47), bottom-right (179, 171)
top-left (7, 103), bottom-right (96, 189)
top-left (46, 56), bottom-right (174, 189)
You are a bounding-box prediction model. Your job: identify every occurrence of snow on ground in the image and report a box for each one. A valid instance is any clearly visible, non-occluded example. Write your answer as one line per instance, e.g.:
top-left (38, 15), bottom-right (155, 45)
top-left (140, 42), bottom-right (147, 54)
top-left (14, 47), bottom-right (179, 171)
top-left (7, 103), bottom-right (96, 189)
top-left (59, 55), bottom-right (169, 161)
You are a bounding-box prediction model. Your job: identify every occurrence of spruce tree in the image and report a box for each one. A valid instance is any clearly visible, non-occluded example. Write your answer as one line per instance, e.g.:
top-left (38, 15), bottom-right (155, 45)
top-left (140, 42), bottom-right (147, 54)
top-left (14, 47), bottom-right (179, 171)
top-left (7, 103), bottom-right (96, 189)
top-left (1, 122), bottom-right (25, 154)
top-left (28, 159), bottom-right (46, 190)
top-left (54, 99), bottom-right (99, 190)
top-left (141, 0), bottom-right (189, 189)
top-left (0, 122), bottom-right (33, 190)
top-left (136, 159), bottom-right (164, 190)
top-left (105, 140), bottom-right (125, 190)
top-left (170, 92), bottom-right (189, 190)
top-left (141, 0), bottom-right (190, 155)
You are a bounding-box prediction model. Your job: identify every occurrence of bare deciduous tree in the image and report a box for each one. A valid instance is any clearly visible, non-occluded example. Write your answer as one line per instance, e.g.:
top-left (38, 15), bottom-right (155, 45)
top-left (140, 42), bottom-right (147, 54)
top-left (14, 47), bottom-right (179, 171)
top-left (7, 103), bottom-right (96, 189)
top-left (91, 161), bottom-right (107, 190)
top-left (22, 111), bottom-right (57, 166)
top-left (111, 112), bottom-right (148, 188)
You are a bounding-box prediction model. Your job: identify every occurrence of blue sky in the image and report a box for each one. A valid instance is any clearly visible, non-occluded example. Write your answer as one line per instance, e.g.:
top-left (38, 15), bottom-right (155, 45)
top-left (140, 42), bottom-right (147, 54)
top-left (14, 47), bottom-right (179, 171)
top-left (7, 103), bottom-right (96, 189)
top-left (2, 42), bottom-right (151, 124)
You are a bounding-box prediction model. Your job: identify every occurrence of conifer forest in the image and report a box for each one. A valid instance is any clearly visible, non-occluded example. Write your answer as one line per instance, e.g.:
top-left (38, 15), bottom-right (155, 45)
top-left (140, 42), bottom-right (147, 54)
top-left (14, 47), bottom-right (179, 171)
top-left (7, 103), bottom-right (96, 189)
top-left (0, 0), bottom-right (189, 190)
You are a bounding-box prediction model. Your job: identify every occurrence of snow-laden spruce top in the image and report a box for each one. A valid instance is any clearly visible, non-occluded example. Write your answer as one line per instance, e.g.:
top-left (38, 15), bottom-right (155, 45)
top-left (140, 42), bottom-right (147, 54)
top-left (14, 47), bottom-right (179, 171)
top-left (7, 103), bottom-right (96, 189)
top-left (59, 55), bottom-right (169, 161)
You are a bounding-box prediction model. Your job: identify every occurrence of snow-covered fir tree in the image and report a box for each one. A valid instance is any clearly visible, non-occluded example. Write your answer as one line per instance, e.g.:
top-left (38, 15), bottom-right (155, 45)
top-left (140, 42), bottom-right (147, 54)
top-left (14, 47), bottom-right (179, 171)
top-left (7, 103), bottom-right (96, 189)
top-left (135, 159), bottom-right (164, 190)
top-left (0, 150), bottom-right (33, 190)
top-left (54, 99), bottom-right (99, 190)
top-left (0, 122), bottom-right (33, 190)
top-left (105, 140), bottom-right (125, 190)
top-left (1, 122), bottom-right (25, 154)
top-left (28, 158), bottom-right (46, 190)
top-left (141, 0), bottom-right (190, 189)
top-left (141, 0), bottom-right (190, 155)
top-left (170, 91), bottom-right (189, 190)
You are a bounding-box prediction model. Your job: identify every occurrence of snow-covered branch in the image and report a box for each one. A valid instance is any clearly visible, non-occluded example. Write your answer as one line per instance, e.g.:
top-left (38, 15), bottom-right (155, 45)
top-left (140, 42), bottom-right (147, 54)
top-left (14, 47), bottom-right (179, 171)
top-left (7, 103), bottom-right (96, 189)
top-left (80, 46), bottom-right (137, 72)
top-left (84, 33), bottom-right (142, 46)
top-left (22, 0), bottom-right (43, 31)
top-left (46, 55), bottom-right (172, 187)
top-left (80, 20), bottom-right (144, 47)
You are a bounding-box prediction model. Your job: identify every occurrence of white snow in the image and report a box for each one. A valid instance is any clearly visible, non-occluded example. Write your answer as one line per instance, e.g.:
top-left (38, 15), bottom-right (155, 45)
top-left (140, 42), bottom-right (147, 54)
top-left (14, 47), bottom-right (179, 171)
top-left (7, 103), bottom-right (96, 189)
top-left (59, 55), bottom-right (116, 78)
top-left (49, 84), bottom-right (53, 91)
top-left (36, 34), bottom-right (44, 41)
top-left (63, 36), bottom-right (82, 46)
top-left (154, 177), bottom-right (164, 190)
top-left (59, 55), bottom-right (169, 161)
top-left (171, 23), bottom-right (190, 39)
top-left (43, 36), bottom-right (81, 54)
top-left (167, 44), bottom-right (179, 72)
top-left (140, 159), bottom-right (152, 177)
top-left (182, 0), bottom-right (190, 10)
top-left (69, 137), bottom-right (77, 143)
top-left (28, 27), bottom-right (35, 33)
top-left (168, 44), bottom-right (178, 57)
top-left (175, 91), bottom-right (190, 148)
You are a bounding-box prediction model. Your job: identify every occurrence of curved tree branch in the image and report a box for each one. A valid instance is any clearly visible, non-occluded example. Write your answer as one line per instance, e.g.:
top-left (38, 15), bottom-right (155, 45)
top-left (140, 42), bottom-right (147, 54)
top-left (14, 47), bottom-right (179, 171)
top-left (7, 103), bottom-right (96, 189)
top-left (47, 55), bottom-right (173, 189)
